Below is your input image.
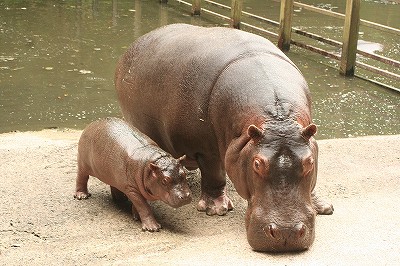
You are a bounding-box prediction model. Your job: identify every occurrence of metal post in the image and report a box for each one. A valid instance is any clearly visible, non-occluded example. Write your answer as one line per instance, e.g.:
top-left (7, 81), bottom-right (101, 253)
top-left (231, 0), bottom-right (243, 29)
top-left (340, 0), bottom-right (360, 76)
top-left (192, 0), bottom-right (201, 16)
top-left (278, 0), bottom-right (294, 51)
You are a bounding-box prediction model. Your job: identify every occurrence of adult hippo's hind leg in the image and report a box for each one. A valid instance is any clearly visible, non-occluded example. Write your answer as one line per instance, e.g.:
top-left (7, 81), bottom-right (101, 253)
top-left (312, 190), bottom-right (334, 215)
top-left (196, 154), bottom-right (233, 216)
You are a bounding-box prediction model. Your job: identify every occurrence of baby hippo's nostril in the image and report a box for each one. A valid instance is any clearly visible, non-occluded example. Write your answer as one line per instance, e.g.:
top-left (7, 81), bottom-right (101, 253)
top-left (177, 191), bottom-right (192, 204)
top-left (179, 192), bottom-right (191, 199)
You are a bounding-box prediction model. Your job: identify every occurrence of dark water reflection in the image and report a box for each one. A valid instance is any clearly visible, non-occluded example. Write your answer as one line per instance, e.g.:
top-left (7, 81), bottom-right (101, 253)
top-left (0, 0), bottom-right (399, 139)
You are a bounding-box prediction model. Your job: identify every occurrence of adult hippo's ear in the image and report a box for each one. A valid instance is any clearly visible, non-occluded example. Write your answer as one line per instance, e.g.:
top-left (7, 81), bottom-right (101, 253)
top-left (301, 124), bottom-right (317, 140)
top-left (247, 125), bottom-right (264, 142)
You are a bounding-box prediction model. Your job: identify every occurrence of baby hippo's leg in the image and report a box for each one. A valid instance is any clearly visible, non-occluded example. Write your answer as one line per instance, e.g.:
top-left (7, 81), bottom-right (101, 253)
top-left (110, 186), bottom-right (140, 220)
top-left (74, 166), bottom-right (91, 199)
top-left (125, 191), bottom-right (161, 232)
top-left (110, 186), bottom-right (128, 203)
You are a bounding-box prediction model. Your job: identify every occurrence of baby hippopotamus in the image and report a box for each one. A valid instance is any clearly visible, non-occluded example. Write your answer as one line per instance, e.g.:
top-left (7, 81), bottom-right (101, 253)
top-left (74, 117), bottom-right (192, 232)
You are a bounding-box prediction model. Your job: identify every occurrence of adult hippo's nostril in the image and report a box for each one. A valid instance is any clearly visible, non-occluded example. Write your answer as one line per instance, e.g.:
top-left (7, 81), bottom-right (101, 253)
top-left (264, 222), bottom-right (307, 245)
top-left (266, 223), bottom-right (282, 240)
top-left (295, 222), bottom-right (306, 239)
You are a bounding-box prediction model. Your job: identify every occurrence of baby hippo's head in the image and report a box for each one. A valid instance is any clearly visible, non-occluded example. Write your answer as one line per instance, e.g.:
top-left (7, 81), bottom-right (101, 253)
top-left (148, 155), bottom-right (192, 208)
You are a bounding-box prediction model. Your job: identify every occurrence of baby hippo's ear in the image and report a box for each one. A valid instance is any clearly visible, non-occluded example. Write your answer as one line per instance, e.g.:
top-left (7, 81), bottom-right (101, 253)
top-left (149, 163), bottom-right (160, 173)
top-left (177, 154), bottom-right (187, 164)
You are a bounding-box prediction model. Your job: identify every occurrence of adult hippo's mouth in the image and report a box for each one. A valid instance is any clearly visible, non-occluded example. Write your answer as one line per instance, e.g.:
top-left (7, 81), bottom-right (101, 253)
top-left (245, 203), bottom-right (316, 252)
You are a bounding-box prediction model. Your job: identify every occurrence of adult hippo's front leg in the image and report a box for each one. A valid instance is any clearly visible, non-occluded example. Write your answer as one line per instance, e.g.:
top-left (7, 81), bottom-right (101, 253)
top-left (195, 153), bottom-right (233, 216)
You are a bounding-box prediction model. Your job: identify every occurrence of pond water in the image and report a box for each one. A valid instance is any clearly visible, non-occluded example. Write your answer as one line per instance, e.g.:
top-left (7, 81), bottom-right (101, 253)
top-left (0, 0), bottom-right (399, 139)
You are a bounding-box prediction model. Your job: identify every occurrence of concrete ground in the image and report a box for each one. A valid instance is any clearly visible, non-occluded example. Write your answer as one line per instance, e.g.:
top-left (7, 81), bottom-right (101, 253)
top-left (0, 130), bottom-right (399, 265)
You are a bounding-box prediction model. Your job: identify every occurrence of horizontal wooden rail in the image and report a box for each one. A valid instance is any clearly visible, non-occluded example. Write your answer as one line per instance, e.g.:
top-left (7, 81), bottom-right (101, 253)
top-left (291, 40), bottom-right (341, 61)
top-left (242, 10), bottom-right (280, 27)
top-left (173, 0), bottom-right (399, 88)
top-left (291, 39), bottom-right (400, 81)
top-left (356, 61), bottom-right (400, 81)
top-left (271, 0), bottom-right (400, 35)
top-left (175, 0), bottom-right (191, 7)
top-left (292, 28), bottom-right (342, 47)
top-left (356, 50), bottom-right (400, 68)
top-left (205, 0), bottom-right (280, 27)
top-left (176, 0), bottom-right (230, 20)
top-left (201, 8), bottom-right (230, 21)
top-left (241, 22), bottom-right (279, 38)
top-left (204, 0), bottom-right (229, 9)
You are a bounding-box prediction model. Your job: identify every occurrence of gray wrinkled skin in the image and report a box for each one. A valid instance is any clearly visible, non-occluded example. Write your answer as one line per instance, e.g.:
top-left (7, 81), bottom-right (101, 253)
top-left (115, 24), bottom-right (333, 251)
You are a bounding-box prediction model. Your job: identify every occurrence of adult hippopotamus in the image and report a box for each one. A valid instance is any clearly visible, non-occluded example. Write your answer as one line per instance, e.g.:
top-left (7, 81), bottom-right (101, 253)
top-left (114, 24), bottom-right (333, 251)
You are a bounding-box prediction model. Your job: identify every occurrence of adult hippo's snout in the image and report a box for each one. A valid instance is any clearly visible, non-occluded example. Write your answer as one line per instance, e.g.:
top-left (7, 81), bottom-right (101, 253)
top-left (266, 222), bottom-right (307, 243)
top-left (246, 203), bottom-right (316, 252)
top-left (264, 222), bottom-right (310, 251)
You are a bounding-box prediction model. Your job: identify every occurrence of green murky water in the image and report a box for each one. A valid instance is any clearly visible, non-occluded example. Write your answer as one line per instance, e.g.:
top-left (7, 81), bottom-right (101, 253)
top-left (0, 0), bottom-right (399, 139)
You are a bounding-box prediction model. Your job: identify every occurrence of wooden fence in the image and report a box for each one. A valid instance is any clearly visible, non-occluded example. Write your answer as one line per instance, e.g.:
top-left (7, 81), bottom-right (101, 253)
top-left (169, 0), bottom-right (399, 91)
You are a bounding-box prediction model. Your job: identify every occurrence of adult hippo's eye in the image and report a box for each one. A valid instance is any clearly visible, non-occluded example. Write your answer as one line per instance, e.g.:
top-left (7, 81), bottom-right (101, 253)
top-left (302, 156), bottom-right (314, 176)
top-left (253, 156), bottom-right (269, 177)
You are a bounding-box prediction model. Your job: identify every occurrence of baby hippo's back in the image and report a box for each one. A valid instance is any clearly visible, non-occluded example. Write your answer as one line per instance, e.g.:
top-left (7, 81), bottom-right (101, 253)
top-left (77, 117), bottom-right (156, 187)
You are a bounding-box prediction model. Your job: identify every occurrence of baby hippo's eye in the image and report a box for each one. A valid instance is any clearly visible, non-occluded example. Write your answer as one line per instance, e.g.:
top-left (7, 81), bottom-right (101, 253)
top-left (162, 176), bottom-right (172, 186)
top-left (179, 168), bottom-right (186, 178)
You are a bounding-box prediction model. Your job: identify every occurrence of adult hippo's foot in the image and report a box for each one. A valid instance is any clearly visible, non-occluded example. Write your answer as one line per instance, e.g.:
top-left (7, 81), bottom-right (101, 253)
top-left (197, 191), bottom-right (234, 216)
top-left (312, 191), bottom-right (334, 215)
top-left (195, 156), bottom-right (234, 215)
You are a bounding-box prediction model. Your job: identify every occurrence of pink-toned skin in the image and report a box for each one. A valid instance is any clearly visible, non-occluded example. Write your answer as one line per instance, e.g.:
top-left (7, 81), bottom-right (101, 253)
top-left (74, 117), bottom-right (192, 232)
top-left (114, 24), bottom-right (333, 251)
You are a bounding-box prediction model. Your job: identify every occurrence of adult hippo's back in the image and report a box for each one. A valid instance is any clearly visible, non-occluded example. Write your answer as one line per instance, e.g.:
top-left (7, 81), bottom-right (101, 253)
top-left (115, 24), bottom-right (333, 252)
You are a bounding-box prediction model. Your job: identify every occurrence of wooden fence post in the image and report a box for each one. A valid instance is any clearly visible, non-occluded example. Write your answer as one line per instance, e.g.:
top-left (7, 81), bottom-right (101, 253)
top-left (231, 0), bottom-right (243, 29)
top-left (340, 0), bottom-right (360, 76)
top-left (278, 0), bottom-right (294, 51)
top-left (192, 0), bottom-right (201, 16)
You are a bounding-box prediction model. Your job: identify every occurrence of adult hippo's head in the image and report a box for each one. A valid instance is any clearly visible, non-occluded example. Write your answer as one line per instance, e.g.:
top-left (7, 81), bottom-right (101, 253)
top-left (225, 120), bottom-right (319, 252)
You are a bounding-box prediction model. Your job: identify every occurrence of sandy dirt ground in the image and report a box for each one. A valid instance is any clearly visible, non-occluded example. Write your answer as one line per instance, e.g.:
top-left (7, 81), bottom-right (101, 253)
top-left (0, 129), bottom-right (399, 265)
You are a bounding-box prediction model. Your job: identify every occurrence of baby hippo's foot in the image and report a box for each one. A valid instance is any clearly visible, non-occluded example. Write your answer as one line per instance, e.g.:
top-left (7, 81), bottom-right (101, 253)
top-left (141, 217), bottom-right (162, 232)
top-left (312, 191), bottom-right (334, 215)
top-left (197, 192), bottom-right (234, 216)
top-left (74, 191), bottom-right (91, 200)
